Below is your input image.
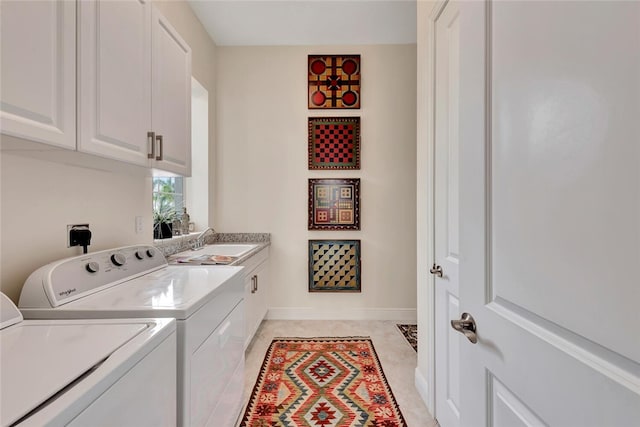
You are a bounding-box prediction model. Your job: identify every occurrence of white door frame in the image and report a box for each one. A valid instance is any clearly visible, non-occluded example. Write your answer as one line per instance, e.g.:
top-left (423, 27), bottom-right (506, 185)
top-left (415, 0), bottom-right (449, 418)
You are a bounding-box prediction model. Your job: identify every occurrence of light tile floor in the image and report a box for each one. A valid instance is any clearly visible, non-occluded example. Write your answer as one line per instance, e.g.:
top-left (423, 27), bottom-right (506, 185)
top-left (239, 320), bottom-right (437, 427)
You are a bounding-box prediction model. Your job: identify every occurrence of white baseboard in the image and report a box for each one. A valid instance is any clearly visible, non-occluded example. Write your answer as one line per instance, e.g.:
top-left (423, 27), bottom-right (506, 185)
top-left (415, 366), bottom-right (433, 414)
top-left (266, 307), bottom-right (417, 322)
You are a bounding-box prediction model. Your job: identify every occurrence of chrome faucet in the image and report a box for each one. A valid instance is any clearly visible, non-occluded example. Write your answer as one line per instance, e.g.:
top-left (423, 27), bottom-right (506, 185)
top-left (192, 227), bottom-right (215, 250)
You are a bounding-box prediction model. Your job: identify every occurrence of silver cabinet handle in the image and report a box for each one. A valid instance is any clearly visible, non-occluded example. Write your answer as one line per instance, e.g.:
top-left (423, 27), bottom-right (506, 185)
top-left (430, 264), bottom-right (443, 277)
top-left (155, 134), bottom-right (163, 161)
top-left (451, 313), bottom-right (478, 344)
top-left (147, 131), bottom-right (155, 159)
top-left (251, 276), bottom-right (256, 294)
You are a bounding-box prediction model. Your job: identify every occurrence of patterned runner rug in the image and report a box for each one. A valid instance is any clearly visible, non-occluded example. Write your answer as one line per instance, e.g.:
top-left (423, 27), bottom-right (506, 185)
top-left (396, 324), bottom-right (417, 352)
top-left (240, 337), bottom-right (407, 427)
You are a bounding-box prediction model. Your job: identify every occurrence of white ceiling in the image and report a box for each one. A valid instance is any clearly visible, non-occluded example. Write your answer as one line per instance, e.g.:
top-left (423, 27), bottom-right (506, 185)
top-left (187, 0), bottom-right (417, 46)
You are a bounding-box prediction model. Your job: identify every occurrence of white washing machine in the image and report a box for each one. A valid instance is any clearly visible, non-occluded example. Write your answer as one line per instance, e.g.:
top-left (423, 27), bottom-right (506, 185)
top-left (0, 292), bottom-right (176, 427)
top-left (18, 245), bottom-right (246, 427)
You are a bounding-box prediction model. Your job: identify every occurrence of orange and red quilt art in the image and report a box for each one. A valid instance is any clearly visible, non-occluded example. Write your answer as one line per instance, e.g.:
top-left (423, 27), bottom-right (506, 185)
top-left (308, 55), bottom-right (361, 109)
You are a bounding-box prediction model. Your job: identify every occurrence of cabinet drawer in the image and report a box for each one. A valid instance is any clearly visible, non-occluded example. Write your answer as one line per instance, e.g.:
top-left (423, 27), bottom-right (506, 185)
top-left (239, 246), bottom-right (269, 275)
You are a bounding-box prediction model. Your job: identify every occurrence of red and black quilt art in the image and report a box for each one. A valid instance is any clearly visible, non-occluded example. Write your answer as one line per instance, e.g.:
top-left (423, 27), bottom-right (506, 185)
top-left (308, 117), bottom-right (360, 170)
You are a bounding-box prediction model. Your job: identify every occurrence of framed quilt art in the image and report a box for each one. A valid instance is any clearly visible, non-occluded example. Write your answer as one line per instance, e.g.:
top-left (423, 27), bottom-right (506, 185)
top-left (309, 240), bottom-right (361, 292)
top-left (308, 55), bottom-right (360, 109)
top-left (308, 117), bottom-right (360, 170)
top-left (308, 178), bottom-right (360, 230)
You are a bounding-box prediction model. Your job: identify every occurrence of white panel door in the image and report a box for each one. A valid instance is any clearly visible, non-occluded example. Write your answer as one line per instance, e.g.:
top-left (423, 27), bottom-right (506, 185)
top-left (77, 0), bottom-right (152, 165)
top-left (458, 1), bottom-right (640, 425)
top-left (0, 0), bottom-right (75, 149)
top-left (433, 1), bottom-right (461, 427)
top-left (151, 8), bottom-right (192, 176)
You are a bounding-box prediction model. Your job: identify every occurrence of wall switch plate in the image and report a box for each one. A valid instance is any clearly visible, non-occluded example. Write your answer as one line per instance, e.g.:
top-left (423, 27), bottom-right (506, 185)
top-left (135, 216), bottom-right (144, 234)
top-left (67, 224), bottom-right (89, 248)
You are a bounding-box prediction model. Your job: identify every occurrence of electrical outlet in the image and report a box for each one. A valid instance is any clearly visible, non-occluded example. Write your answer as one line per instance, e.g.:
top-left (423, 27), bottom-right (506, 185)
top-left (135, 216), bottom-right (144, 234)
top-left (67, 224), bottom-right (89, 248)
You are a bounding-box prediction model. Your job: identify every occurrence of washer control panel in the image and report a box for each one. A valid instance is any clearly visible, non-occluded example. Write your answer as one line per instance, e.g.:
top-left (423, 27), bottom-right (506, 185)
top-left (22, 245), bottom-right (167, 307)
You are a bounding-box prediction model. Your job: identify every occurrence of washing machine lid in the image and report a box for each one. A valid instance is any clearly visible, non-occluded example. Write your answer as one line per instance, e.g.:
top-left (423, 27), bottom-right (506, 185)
top-left (0, 320), bottom-right (147, 426)
top-left (1, 292), bottom-right (23, 329)
top-left (27, 265), bottom-right (243, 319)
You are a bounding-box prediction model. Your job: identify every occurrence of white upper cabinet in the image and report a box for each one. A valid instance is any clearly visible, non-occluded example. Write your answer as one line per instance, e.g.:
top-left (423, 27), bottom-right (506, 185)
top-left (1, 0), bottom-right (192, 176)
top-left (78, 0), bottom-right (192, 175)
top-left (0, 0), bottom-right (76, 149)
top-left (151, 8), bottom-right (192, 176)
top-left (77, 0), bottom-right (152, 166)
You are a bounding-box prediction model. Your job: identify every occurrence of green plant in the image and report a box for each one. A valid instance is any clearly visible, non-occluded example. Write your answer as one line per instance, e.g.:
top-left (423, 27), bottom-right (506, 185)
top-left (153, 204), bottom-right (177, 226)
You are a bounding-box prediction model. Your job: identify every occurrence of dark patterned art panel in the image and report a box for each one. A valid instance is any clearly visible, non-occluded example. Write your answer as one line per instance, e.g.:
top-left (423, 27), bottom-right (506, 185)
top-left (308, 178), bottom-right (360, 230)
top-left (308, 117), bottom-right (360, 170)
top-left (309, 240), bottom-right (361, 292)
top-left (308, 55), bottom-right (361, 109)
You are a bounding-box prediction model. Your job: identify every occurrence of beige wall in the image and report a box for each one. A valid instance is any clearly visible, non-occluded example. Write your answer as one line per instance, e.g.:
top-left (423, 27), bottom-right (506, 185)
top-left (0, 0), bottom-right (216, 303)
top-left (0, 155), bottom-right (153, 303)
top-left (216, 45), bottom-right (418, 319)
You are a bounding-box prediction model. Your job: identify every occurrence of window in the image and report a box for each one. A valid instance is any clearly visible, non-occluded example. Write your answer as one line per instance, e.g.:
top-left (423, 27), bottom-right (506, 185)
top-left (152, 176), bottom-right (184, 219)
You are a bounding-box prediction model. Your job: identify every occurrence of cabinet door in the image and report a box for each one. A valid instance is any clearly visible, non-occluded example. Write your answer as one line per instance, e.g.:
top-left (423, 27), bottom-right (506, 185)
top-left (244, 273), bottom-right (259, 349)
top-left (243, 260), bottom-right (270, 349)
top-left (151, 8), bottom-right (192, 176)
top-left (77, 0), bottom-right (152, 165)
top-left (253, 261), bottom-right (270, 325)
top-left (0, 0), bottom-right (75, 149)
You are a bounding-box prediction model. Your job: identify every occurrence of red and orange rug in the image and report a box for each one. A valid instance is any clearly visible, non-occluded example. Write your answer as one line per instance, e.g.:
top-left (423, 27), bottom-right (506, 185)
top-left (240, 337), bottom-right (407, 427)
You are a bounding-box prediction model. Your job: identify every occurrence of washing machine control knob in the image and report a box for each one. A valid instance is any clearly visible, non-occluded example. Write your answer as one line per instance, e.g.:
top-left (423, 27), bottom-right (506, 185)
top-left (85, 262), bottom-right (100, 273)
top-left (111, 253), bottom-right (126, 266)
top-left (135, 250), bottom-right (145, 260)
top-left (146, 249), bottom-right (155, 258)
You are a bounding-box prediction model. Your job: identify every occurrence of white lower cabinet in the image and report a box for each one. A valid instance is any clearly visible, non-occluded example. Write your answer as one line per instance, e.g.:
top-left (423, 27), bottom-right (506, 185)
top-left (241, 247), bottom-right (270, 349)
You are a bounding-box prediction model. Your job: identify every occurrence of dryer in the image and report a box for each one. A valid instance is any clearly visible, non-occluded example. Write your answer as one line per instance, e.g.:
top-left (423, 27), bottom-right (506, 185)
top-left (18, 245), bottom-right (245, 427)
top-left (0, 292), bottom-right (176, 427)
